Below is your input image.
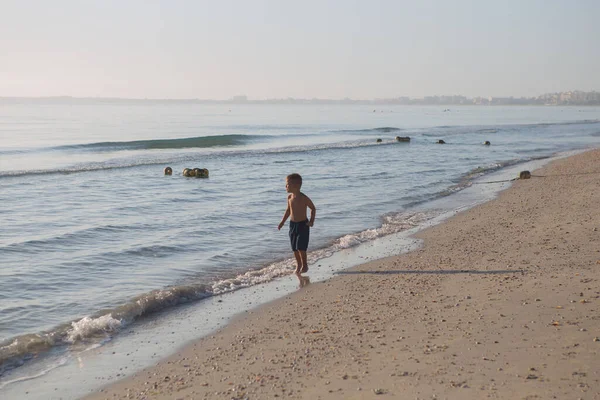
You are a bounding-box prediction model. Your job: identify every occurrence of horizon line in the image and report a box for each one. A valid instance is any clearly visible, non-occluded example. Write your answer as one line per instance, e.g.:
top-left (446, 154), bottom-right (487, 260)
top-left (1, 89), bottom-right (599, 103)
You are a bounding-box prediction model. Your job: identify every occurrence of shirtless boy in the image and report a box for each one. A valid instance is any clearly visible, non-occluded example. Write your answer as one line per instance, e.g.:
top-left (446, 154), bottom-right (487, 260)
top-left (278, 173), bottom-right (316, 274)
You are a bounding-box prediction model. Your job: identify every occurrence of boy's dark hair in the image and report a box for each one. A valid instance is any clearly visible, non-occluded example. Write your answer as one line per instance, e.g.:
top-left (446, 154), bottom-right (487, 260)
top-left (286, 173), bottom-right (302, 186)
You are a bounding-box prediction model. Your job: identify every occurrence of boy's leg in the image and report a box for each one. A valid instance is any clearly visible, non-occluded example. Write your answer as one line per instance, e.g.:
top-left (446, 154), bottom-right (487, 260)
top-left (298, 222), bottom-right (310, 273)
top-left (299, 250), bottom-right (308, 273)
top-left (293, 251), bottom-right (302, 273)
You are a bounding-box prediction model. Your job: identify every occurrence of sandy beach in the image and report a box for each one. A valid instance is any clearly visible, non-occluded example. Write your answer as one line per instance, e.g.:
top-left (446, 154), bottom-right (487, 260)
top-left (86, 149), bottom-right (600, 400)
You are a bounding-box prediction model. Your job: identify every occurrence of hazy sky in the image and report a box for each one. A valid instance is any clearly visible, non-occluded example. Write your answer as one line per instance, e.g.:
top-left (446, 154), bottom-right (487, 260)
top-left (1, 0), bottom-right (598, 99)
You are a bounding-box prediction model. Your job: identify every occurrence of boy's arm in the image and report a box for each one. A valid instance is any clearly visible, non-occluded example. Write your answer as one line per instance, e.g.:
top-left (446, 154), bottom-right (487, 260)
top-left (278, 196), bottom-right (291, 230)
top-left (306, 196), bottom-right (316, 227)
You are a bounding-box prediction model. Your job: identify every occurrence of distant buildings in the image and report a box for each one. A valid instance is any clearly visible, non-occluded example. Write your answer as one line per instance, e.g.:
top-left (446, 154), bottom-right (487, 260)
top-left (374, 91), bottom-right (600, 106)
top-left (536, 90), bottom-right (600, 105)
top-left (230, 95), bottom-right (248, 103)
top-left (232, 91), bottom-right (600, 106)
top-left (2, 91), bottom-right (599, 106)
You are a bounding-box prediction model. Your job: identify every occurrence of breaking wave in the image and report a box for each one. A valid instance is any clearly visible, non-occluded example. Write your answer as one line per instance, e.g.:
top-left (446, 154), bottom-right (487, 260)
top-left (55, 134), bottom-right (267, 152)
top-left (0, 209), bottom-right (438, 376)
top-left (2, 127), bottom-right (404, 157)
top-left (0, 137), bottom-right (404, 179)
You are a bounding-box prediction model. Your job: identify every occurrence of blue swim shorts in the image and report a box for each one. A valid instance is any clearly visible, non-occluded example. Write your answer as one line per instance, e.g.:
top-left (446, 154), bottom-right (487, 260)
top-left (289, 219), bottom-right (310, 252)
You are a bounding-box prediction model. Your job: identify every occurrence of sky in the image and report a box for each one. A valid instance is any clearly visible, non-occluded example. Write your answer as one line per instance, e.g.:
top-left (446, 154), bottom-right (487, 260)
top-left (1, 0), bottom-right (599, 99)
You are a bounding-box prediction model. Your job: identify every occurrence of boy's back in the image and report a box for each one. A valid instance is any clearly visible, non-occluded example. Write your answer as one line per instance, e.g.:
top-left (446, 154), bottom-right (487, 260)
top-left (288, 192), bottom-right (313, 222)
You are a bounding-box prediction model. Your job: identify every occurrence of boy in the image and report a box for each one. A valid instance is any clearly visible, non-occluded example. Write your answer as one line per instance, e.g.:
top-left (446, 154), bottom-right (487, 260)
top-left (278, 173), bottom-right (316, 274)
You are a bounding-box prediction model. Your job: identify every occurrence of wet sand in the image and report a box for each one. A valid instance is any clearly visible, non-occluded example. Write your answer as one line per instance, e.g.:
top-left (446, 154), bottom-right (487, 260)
top-left (86, 149), bottom-right (600, 400)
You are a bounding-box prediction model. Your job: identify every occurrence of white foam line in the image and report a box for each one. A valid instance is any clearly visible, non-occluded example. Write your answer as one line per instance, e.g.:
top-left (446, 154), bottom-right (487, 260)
top-left (0, 357), bottom-right (68, 390)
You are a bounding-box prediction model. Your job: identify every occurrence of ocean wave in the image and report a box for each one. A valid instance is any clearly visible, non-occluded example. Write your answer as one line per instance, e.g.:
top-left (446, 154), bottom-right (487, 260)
top-left (0, 223), bottom-right (156, 252)
top-left (0, 209), bottom-right (438, 376)
top-left (537, 119), bottom-right (599, 126)
top-left (0, 160), bottom-right (174, 178)
top-left (462, 161), bottom-right (515, 181)
top-left (0, 138), bottom-right (403, 179)
top-left (0, 282), bottom-right (214, 375)
top-left (0, 149), bottom-right (29, 156)
top-left (66, 315), bottom-right (122, 342)
top-left (431, 155), bottom-right (550, 199)
top-left (7, 126), bottom-right (398, 156)
top-left (3, 119), bottom-right (596, 179)
top-left (55, 134), bottom-right (268, 152)
top-left (332, 126), bottom-right (402, 134)
top-left (0, 127), bottom-right (389, 156)
top-left (420, 119), bottom-right (600, 137)
top-left (0, 134), bottom-right (271, 157)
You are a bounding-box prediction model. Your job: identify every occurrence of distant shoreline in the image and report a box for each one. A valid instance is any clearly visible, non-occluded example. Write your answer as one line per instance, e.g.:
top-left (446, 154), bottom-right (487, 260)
top-left (1, 98), bottom-right (600, 107)
top-left (1, 90), bottom-right (599, 106)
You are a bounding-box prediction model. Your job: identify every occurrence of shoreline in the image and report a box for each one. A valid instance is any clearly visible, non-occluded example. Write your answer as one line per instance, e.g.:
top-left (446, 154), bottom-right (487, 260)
top-left (0, 149), bottom-right (555, 381)
top-left (0, 148), bottom-right (595, 399)
top-left (2, 96), bottom-right (600, 107)
top-left (81, 149), bottom-right (600, 399)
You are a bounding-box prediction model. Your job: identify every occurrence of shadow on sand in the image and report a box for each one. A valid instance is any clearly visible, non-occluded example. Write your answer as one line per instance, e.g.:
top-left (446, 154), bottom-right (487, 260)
top-left (336, 269), bottom-right (524, 275)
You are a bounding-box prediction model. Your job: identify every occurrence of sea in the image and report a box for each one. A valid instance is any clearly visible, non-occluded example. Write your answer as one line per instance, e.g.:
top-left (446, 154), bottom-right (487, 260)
top-left (1, 102), bottom-right (599, 399)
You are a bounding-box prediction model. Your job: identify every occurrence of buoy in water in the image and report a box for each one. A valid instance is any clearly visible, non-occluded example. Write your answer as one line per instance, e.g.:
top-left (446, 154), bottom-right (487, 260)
top-left (519, 170), bottom-right (531, 180)
top-left (193, 168), bottom-right (209, 178)
top-left (484, 141), bottom-right (491, 146)
top-left (395, 136), bottom-right (411, 142)
top-left (376, 138), bottom-right (383, 143)
top-left (183, 167), bottom-right (209, 178)
top-left (164, 166), bottom-right (173, 175)
top-left (437, 139), bottom-right (446, 144)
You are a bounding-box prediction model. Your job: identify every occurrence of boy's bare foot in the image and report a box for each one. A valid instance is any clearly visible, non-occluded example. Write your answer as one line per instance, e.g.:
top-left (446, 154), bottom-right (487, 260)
top-left (297, 275), bottom-right (310, 288)
top-left (300, 265), bottom-right (308, 273)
